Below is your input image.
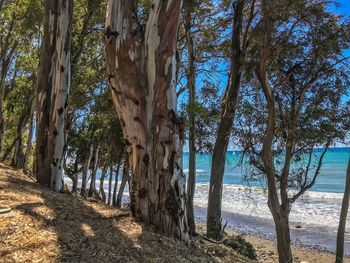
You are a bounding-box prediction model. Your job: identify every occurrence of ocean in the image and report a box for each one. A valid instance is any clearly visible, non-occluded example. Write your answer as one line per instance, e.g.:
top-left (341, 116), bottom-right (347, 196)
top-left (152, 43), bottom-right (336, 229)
top-left (182, 147), bottom-right (350, 254)
top-left (182, 147), bottom-right (350, 193)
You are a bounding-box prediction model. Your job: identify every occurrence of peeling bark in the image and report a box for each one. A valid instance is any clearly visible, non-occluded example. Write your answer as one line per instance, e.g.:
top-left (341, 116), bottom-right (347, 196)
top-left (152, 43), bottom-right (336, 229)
top-left (36, 0), bottom-right (73, 192)
top-left (105, 0), bottom-right (188, 239)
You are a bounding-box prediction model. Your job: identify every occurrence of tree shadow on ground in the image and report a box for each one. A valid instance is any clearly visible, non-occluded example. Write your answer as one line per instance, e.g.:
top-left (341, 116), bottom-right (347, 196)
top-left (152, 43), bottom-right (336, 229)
top-left (2, 169), bottom-right (218, 263)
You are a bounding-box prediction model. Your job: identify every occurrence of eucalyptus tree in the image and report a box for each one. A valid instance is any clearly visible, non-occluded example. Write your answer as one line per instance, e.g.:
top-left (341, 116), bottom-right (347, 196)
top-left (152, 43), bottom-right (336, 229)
top-left (236, 0), bottom-right (350, 261)
top-left (104, 0), bottom-right (188, 239)
top-left (36, 0), bottom-right (73, 191)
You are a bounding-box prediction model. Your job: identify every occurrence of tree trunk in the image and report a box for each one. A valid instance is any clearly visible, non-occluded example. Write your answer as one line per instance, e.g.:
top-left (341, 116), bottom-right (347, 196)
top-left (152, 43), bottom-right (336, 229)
top-left (184, 0), bottom-right (196, 235)
top-left (99, 165), bottom-right (108, 202)
top-left (207, 0), bottom-right (246, 240)
top-left (88, 145), bottom-right (99, 197)
top-left (267, 206), bottom-right (292, 263)
top-left (113, 161), bottom-right (122, 206)
top-left (336, 158), bottom-right (350, 263)
top-left (24, 98), bottom-right (35, 174)
top-left (105, 0), bottom-right (188, 239)
top-left (12, 94), bottom-right (34, 168)
top-left (81, 144), bottom-right (93, 197)
top-left (36, 0), bottom-right (73, 192)
top-left (108, 164), bottom-right (113, 205)
top-left (116, 159), bottom-right (129, 207)
top-left (258, 1), bottom-right (293, 262)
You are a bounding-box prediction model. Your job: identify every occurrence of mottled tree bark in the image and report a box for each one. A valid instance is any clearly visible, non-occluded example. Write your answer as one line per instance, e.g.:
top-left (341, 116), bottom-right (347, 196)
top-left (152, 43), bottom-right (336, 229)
top-left (207, 0), bottom-right (247, 240)
top-left (81, 144), bottom-right (93, 197)
top-left (36, 0), bottom-right (72, 192)
top-left (184, 0), bottom-right (196, 235)
top-left (336, 158), bottom-right (350, 263)
top-left (105, 0), bottom-right (188, 239)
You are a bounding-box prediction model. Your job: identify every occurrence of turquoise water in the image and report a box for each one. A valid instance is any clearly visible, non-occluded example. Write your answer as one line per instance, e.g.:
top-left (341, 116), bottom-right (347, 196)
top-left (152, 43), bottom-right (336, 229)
top-left (183, 147), bottom-right (350, 193)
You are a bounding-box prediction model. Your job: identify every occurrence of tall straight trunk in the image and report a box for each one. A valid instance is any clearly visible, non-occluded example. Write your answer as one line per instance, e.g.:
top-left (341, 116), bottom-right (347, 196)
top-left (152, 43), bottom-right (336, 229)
top-left (24, 98), bottom-right (36, 174)
top-left (36, 0), bottom-right (73, 192)
top-left (99, 165), bottom-right (108, 202)
top-left (207, 0), bottom-right (246, 240)
top-left (336, 158), bottom-right (350, 263)
top-left (81, 144), bottom-right (93, 197)
top-left (116, 159), bottom-right (129, 207)
top-left (108, 164), bottom-right (113, 205)
top-left (184, 1), bottom-right (196, 235)
top-left (111, 151), bottom-right (123, 205)
top-left (88, 145), bottom-right (99, 197)
top-left (105, 0), bottom-right (188, 239)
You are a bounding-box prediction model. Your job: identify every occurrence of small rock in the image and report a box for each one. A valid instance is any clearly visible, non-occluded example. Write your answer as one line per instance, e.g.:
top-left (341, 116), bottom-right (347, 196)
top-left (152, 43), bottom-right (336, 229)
top-left (294, 224), bottom-right (302, 229)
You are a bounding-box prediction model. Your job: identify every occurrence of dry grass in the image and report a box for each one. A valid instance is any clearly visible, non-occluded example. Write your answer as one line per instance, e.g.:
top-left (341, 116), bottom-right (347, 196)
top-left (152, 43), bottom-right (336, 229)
top-left (0, 163), bottom-right (251, 263)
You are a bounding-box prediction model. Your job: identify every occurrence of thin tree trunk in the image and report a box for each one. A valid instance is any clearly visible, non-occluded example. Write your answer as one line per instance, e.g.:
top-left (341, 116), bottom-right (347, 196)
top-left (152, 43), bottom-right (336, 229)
top-left (105, 0), bottom-right (188, 239)
top-left (12, 94), bottom-right (34, 168)
top-left (207, 0), bottom-right (246, 240)
top-left (257, 1), bottom-right (292, 262)
top-left (36, 0), bottom-right (73, 192)
top-left (116, 159), bottom-right (129, 207)
top-left (24, 99), bottom-right (35, 174)
top-left (336, 158), bottom-right (350, 263)
top-left (81, 144), bottom-right (93, 197)
top-left (88, 145), bottom-right (99, 197)
top-left (99, 165), bottom-right (107, 202)
top-left (108, 164), bottom-right (113, 205)
top-left (113, 160), bottom-right (122, 207)
top-left (184, 1), bottom-right (196, 235)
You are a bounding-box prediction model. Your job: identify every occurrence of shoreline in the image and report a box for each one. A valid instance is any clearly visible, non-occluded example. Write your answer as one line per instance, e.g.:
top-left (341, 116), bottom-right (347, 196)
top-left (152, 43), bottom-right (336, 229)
top-left (195, 223), bottom-right (350, 262)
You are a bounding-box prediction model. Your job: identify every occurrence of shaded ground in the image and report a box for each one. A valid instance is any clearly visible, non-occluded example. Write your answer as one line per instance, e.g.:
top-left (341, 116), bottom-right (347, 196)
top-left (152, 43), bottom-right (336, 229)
top-left (0, 164), bottom-right (250, 263)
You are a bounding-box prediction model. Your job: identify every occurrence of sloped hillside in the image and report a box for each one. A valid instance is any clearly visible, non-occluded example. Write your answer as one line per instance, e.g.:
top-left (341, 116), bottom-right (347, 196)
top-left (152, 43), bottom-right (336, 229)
top-left (0, 164), bottom-right (250, 263)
